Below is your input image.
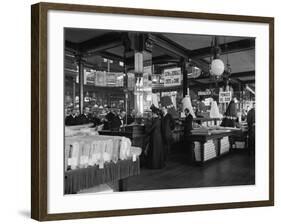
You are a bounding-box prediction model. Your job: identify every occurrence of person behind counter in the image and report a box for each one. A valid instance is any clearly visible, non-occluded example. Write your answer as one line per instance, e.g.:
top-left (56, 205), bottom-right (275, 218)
top-left (110, 109), bottom-right (122, 131)
top-left (145, 106), bottom-right (165, 169)
top-left (126, 109), bottom-right (136, 125)
top-left (65, 109), bottom-right (77, 126)
top-left (76, 107), bottom-right (92, 125)
top-left (161, 106), bottom-right (175, 159)
top-left (102, 107), bottom-right (115, 130)
top-left (91, 111), bottom-right (102, 127)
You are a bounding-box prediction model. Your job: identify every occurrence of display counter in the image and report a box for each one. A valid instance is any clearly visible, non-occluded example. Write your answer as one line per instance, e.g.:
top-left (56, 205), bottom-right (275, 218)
top-left (99, 124), bottom-right (146, 148)
top-left (64, 132), bottom-right (142, 193)
top-left (189, 128), bottom-right (241, 165)
top-left (64, 158), bottom-right (140, 194)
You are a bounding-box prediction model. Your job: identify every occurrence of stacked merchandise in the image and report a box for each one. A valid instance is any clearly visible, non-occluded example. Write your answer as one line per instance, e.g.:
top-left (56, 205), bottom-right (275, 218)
top-left (119, 137), bottom-right (132, 160)
top-left (65, 135), bottom-right (139, 171)
top-left (210, 99), bottom-right (223, 119)
top-left (193, 140), bottom-right (216, 162)
top-left (220, 136), bottom-right (230, 154)
top-left (182, 95), bottom-right (196, 118)
top-left (65, 142), bottom-right (80, 171)
top-left (234, 141), bottom-right (245, 149)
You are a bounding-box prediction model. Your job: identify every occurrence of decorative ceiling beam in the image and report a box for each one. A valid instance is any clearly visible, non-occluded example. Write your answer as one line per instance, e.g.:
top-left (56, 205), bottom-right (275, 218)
top-left (79, 32), bottom-right (123, 54)
top-left (65, 40), bottom-right (80, 53)
top-left (189, 70), bottom-right (255, 84)
top-left (229, 70), bottom-right (255, 78)
top-left (241, 79), bottom-right (255, 84)
top-left (149, 34), bottom-right (210, 72)
top-left (189, 38), bottom-right (255, 58)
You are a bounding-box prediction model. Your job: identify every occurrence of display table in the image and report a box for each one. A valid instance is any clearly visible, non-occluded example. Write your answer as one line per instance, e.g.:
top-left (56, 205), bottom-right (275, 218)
top-left (189, 130), bottom-right (237, 165)
top-left (99, 124), bottom-right (145, 148)
top-left (64, 158), bottom-right (140, 194)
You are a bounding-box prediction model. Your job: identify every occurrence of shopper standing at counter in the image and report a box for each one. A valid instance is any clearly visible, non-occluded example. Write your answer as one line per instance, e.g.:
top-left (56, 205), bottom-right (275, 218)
top-left (161, 106), bottom-right (175, 160)
top-left (247, 102), bottom-right (255, 153)
top-left (183, 108), bottom-right (193, 137)
top-left (182, 108), bottom-right (194, 162)
top-left (145, 107), bottom-right (165, 169)
top-left (221, 97), bottom-right (238, 127)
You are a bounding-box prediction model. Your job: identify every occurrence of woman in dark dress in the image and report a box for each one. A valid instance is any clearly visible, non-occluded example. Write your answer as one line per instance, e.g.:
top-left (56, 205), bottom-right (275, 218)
top-left (221, 98), bottom-right (238, 127)
top-left (145, 107), bottom-right (165, 169)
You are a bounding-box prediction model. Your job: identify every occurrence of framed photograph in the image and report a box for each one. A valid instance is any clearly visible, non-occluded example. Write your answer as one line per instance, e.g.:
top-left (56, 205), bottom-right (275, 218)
top-left (31, 2), bottom-right (274, 221)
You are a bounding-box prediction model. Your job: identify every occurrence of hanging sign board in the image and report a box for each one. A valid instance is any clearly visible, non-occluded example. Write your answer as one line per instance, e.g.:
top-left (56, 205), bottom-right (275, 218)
top-left (198, 89), bottom-right (211, 96)
top-left (163, 67), bottom-right (182, 87)
top-left (219, 91), bottom-right (232, 103)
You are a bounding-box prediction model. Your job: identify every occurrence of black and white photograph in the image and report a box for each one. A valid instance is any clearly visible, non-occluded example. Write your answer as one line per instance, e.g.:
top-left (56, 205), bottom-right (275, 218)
top-left (64, 28), bottom-right (256, 195)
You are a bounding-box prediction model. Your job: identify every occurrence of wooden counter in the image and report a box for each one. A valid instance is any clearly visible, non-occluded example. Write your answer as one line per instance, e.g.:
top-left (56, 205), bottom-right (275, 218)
top-left (99, 124), bottom-right (146, 149)
top-left (188, 130), bottom-right (238, 165)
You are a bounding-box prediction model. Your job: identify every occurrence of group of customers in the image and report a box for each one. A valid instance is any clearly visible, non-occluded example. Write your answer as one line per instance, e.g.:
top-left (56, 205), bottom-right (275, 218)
top-left (65, 104), bottom-right (194, 169)
top-left (65, 106), bottom-right (135, 130)
top-left (145, 105), bottom-right (193, 169)
top-left (65, 107), bottom-right (102, 127)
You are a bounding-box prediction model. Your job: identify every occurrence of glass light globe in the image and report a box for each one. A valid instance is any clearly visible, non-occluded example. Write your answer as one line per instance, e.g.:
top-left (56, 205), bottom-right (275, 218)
top-left (210, 59), bottom-right (225, 76)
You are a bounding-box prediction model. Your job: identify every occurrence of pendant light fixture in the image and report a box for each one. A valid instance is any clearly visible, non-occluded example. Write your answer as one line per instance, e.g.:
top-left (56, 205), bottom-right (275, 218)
top-left (209, 36), bottom-right (225, 77)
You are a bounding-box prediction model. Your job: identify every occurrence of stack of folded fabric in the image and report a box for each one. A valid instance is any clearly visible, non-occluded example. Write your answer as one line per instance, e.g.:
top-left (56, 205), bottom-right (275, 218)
top-left (204, 140), bottom-right (216, 161)
top-left (67, 142), bottom-right (80, 170)
top-left (235, 141), bottom-right (245, 149)
top-left (79, 142), bottom-right (91, 168)
top-left (112, 137), bottom-right (121, 163)
top-left (88, 140), bottom-right (99, 166)
top-left (220, 136), bottom-right (230, 154)
top-left (65, 135), bottom-right (133, 170)
top-left (193, 142), bottom-right (201, 161)
top-left (119, 137), bottom-right (132, 160)
top-left (103, 139), bottom-right (113, 162)
top-left (193, 140), bottom-right (216, 161)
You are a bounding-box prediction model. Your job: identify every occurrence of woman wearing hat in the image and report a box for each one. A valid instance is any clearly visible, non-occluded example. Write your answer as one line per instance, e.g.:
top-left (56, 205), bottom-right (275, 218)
top-left (145, 105), bottom-right (165, 169)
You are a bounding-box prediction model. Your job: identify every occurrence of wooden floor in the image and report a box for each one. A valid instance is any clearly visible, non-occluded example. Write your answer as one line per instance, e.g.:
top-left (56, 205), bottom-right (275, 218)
top-left (127, 149), bottom-right (255, 191)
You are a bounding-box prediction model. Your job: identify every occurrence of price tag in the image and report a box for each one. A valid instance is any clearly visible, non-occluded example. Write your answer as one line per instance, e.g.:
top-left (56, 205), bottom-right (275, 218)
top-left (132, 154), bottom-right (137, 162)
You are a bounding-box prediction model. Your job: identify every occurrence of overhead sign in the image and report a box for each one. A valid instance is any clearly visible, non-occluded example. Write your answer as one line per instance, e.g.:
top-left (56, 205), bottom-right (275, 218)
top-left (219, 91), bottom-right (232, 103)
top-left (163, 67), bottom-right (182, 87)
top-left (198, 89), bottom-right (211, 96)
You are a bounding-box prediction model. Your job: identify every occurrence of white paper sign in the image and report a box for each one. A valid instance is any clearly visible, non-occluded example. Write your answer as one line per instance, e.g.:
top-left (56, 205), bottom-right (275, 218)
top-left (219, 91), bottom-right (232, 103)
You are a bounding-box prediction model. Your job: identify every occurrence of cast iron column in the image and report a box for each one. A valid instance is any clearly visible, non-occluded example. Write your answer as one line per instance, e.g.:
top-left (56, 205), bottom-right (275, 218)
top-left (181, 57), bottom-right (188, 97)
top-left (77, 55), bottom-right (84, 114)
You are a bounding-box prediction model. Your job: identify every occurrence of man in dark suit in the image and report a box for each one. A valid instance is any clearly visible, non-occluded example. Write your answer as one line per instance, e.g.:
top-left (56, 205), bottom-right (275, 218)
top-left (110, 110), bottom-right (122, 131)
top-left (65, 109), bottom-right (77, 126)
top-left (183, 108), bottom-right (194, 162)
top-left (91, 111), bottom-right (102, 127)
top-left (183, 108), bottom-right (193, 137)
top-left (247, 102), bottom-right (255, 154)
top-left (104, 107), bottom-right (115, 129)
top-left (76, 107), bottom-right (91, 125)
top-left (161, 106), bottom-right (175, 160)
